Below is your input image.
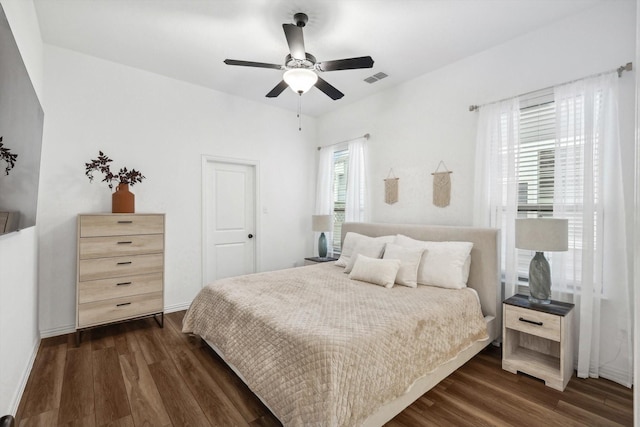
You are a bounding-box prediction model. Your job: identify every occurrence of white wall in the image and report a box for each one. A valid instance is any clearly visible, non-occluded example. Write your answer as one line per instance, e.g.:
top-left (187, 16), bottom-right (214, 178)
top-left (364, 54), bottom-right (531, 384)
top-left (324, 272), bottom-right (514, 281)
top-left (38, 45), bottom-right (317, 335)
top-left (318, 2), bottom-right (636, 385)
top-left (318, 2), bottom-right (636, 227)
top-left (0, 0), bottom-right (42, 415)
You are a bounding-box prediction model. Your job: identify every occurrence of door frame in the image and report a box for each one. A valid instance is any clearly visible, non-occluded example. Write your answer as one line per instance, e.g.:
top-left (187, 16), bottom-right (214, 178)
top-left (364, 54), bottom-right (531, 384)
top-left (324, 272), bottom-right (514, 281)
top-left (201, 155), bottom-right (260, 287)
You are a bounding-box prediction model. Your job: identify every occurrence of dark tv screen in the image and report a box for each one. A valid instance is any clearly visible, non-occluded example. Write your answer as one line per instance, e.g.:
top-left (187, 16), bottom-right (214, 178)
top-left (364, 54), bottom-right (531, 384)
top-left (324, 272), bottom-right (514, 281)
top-left (0, 4), bottom-right (44, 235)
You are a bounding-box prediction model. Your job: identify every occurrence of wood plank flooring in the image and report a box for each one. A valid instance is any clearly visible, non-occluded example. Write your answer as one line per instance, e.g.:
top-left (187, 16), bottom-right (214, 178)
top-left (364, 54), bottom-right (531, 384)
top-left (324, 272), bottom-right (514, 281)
top-left (15, 311), bottom-right (633, 426)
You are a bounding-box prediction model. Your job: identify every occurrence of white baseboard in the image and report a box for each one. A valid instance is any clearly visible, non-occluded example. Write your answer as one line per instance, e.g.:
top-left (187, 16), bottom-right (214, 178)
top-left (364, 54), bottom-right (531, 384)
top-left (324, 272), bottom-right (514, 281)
top-left (9, 338), bottom-right (40, 414)
top-left (164, 302), bottom-right (191, 313)
top-left (40, 324), bottom-right (75, 339)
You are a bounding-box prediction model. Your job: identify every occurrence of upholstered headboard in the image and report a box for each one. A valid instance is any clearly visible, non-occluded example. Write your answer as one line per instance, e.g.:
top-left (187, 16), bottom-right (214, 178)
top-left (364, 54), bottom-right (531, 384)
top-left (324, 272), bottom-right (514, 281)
top-left (342, 222), bottom-right (501, 341)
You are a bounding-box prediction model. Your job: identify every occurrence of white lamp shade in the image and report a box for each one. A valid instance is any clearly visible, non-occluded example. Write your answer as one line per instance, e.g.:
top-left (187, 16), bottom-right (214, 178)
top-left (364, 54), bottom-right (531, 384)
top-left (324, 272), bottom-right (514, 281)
top-left (515, 218), bottom-right (568, 252)
top-left (312, 215), bottom-right (332, 232)
top-left (284, 69), bottom-right (318, 94)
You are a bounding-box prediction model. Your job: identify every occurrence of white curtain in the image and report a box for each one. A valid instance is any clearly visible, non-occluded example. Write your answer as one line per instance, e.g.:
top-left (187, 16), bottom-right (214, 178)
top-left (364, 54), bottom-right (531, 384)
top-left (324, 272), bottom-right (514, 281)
top-left (315, 146), bottom-right (335, 253)
top-left (553, 73), bottom-right (632, 384)
top-left (345, 137), bottom-right (367, 223)
top-left (473, 98), bottom-right (520, 298)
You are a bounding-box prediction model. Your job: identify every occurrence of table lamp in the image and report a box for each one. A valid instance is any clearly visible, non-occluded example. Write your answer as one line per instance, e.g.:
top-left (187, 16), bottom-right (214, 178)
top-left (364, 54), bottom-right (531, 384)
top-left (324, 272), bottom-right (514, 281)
top-left (515, 218), bottom-right (568, 304)
top-left (312, 215), bottom-right (332, 258)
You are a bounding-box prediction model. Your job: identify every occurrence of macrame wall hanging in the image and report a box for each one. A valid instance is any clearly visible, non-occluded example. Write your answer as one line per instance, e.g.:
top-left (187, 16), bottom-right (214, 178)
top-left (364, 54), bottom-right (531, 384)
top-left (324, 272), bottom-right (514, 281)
top-left (432, 161), bottom-right (452, 208)
top-left (384, 169), bottom-right (399, 205)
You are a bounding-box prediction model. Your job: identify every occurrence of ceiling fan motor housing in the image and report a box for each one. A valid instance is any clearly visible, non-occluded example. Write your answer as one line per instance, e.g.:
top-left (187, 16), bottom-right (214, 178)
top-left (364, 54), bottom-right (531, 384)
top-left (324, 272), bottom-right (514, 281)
top-left (285, 53), bottom-right (316, 69)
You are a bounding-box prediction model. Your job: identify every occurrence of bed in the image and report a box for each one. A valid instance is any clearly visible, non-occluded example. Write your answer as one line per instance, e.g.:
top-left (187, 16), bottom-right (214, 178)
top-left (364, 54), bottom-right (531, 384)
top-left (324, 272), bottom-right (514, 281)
top-left (183, 222), bottom-right (501, 426)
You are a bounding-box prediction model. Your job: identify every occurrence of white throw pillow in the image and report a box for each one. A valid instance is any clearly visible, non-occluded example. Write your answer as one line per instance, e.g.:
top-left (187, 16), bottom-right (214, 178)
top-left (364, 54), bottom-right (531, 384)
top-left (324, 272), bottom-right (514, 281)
top-left (344, 240), bottom-right (387, 273)
top-left (335, 232), bottom-right (395, 267)
top-left (394, 235), bottom-right (473, 289)
top-left (349, 254), bottom-right (401, 288)
top-left (382, 243), bottom-right (426, 288)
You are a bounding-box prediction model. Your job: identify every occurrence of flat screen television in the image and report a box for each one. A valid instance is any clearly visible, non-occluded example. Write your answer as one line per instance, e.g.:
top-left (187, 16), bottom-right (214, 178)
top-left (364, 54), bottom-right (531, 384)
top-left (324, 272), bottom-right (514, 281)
top-left (0, 4), bottom-right (44, 235)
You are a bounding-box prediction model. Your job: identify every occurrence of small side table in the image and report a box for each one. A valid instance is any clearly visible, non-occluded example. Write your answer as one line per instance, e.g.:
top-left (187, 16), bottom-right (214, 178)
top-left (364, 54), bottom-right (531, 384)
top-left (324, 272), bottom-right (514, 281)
top-left (304, 256), bottom-right (338, 266)
top-left (502, 294), bottom-right (575, 391)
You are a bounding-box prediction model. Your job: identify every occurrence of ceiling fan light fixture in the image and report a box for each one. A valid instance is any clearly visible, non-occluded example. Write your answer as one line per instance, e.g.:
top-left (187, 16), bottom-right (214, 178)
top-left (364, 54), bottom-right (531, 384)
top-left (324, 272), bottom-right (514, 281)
top-left (283, 68), bottom-right (318, 94)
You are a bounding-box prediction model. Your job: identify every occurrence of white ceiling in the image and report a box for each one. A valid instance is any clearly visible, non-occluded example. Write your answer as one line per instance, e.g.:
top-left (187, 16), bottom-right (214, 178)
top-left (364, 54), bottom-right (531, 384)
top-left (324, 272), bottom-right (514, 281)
top-left (33, 0), bottom-right (609, 117)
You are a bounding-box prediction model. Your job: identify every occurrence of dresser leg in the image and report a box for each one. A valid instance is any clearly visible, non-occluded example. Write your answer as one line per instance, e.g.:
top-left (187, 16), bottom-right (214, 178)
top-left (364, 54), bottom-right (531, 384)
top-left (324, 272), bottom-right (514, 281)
top-left (75, 330), bottom-right (81, 347)
top-left (153, 312), bottom-right (164, 328)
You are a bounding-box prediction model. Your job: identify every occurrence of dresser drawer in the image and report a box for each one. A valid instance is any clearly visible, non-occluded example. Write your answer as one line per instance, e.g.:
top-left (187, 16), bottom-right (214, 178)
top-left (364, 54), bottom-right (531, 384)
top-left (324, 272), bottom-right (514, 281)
top-left (79, 214), bottom-right (164, 237)
top-left (79, 234), bottom-right (163, 259)
top-left (78, 291), bottom-right (163, 328)
top-left (79, 253), bottom-right (163, 281)
top-left (505, 305), bottom-right (561, 342)
top-left (78, 273), bottom-right (163, 304)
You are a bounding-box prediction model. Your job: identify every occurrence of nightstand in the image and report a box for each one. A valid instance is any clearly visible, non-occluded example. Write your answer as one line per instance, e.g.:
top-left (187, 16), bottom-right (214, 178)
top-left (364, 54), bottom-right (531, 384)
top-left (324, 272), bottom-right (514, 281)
top-left (502, 294), bottom-right (574, 391)
top-left (304, 256), bottom-right (338, 266)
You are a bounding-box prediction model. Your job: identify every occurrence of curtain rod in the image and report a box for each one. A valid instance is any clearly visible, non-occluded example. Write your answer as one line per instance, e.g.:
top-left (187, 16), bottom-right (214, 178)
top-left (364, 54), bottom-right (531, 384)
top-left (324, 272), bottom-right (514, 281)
top-left (468, 62), bottom-right (633, 112)
top-left (317, 133), bottom-right (370, 151)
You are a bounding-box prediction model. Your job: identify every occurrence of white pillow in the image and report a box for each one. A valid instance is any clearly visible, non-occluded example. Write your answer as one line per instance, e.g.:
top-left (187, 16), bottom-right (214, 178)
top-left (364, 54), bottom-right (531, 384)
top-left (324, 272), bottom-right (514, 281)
top-left (335, 232), bottom-right (395, 267)
top-left (349, 255), bottom-right (401, 288)
top-left (382, 243), bottom-right (426, 288)
top-left (344, 240), bottom-right (387, 273)
top-left (394, 235), bottom-right (473, 289)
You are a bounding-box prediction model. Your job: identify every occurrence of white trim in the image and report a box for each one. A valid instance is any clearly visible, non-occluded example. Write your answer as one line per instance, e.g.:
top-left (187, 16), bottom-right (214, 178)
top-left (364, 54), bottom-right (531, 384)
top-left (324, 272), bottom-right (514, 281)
top-left (164, 302), bottom-right (192, 313)
top-left (201, 155), bottom-right (261, 287)
top-left (634, 0), bottom-right (640, 421)
top-left (40, 324), bottom-right (75, 338)
top-left (8, 337), bottom-right (39, 414)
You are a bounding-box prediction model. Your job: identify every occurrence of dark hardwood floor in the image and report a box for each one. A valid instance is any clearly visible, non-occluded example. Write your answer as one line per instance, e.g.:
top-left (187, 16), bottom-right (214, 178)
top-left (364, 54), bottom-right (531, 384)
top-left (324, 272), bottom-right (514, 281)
top-left (15, 310), bottom-right (633, 426)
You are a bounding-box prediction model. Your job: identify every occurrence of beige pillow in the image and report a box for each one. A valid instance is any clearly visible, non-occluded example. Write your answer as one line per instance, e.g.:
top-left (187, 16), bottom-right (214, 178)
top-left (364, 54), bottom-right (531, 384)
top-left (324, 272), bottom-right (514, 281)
top-left (349, 255), bottom-right (401, 288)
top-left (344, 240), bottom-right (387, 273)
top-left (382, 243), bottom-right (426, 288)
top-left (394, 235), bottom-right (473, 289)
top-left (335, 232), bottom-right (395, 268)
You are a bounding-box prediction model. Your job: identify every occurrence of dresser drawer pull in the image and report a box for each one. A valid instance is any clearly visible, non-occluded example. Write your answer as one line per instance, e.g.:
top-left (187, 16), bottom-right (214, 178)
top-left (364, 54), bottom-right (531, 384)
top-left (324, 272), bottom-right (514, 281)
top-left (519, 317), bottom-right (543, 326)
top-left (117, 220), bottom-right (133, 224)
top-left (117, 261), bottom-right (132, 265)
top-left (116, 281), bottom-right (132, 286)
top-left (116, 302), bottom-right (131, 307)
top-left (117, 241), bottom-right (133, 244)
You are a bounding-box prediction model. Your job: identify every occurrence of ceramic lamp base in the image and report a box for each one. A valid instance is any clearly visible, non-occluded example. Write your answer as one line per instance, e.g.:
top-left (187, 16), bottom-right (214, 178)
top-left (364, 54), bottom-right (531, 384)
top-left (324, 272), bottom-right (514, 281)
top-left (528, 251), bottom-right (551, 304)
top-left (318, 232), bottom-right (327, 258)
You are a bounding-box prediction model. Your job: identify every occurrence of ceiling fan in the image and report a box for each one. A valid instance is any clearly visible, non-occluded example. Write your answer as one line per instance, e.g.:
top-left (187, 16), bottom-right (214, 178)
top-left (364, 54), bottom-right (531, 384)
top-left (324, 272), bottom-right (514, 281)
top-left (223, 12), bottom-right (374, 100)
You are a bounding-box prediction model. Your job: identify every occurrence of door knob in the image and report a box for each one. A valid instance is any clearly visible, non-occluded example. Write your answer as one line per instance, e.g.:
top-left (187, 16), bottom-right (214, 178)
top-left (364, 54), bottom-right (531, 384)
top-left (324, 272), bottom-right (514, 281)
top-left (248, 234), bottom-right (254, 239)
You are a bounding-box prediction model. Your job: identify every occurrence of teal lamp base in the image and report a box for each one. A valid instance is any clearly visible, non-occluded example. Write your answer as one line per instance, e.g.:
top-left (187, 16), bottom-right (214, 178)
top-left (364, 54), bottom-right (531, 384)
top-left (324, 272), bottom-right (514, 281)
top-left (318, 232), bottom-right (327, 258)
top-left (528, 251), bottom-right (551, 304)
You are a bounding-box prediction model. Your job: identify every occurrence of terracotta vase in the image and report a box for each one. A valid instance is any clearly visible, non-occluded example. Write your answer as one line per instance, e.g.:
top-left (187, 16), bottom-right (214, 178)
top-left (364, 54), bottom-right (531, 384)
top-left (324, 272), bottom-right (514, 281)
top-left (112, 183), bottom-right (135, 213)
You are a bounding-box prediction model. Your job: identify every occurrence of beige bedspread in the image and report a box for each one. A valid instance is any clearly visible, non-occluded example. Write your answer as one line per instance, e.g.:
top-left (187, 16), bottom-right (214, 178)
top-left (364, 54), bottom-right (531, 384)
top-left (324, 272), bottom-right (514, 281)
top-left (182, 262), bottom-right (488, 426)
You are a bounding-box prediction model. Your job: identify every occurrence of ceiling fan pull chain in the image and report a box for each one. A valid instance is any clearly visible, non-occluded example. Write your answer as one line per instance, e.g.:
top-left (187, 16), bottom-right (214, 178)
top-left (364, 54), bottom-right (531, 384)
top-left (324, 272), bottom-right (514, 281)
top-left (298, 93), bottom-right (302, 131)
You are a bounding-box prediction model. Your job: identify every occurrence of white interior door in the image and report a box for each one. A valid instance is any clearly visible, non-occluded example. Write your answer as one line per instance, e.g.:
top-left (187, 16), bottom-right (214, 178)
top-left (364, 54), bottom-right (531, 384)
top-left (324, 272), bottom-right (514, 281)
top-left (203, 158), bottom-right (257, 284)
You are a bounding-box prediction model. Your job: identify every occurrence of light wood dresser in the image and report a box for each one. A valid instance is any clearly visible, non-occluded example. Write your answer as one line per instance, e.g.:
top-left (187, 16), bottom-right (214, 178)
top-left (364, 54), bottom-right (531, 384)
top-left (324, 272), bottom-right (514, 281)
top-left (76, 213), bottom-right (165, 344)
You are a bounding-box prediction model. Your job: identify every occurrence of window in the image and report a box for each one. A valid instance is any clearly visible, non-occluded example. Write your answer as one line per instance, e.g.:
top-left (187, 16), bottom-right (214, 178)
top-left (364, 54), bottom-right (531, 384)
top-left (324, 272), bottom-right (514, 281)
top-left (515, 89), bottom-right (600, 291)
top-left (331, 148), bottom-right (349, 253)
top-left (516, 94), bottom-right (555, 281)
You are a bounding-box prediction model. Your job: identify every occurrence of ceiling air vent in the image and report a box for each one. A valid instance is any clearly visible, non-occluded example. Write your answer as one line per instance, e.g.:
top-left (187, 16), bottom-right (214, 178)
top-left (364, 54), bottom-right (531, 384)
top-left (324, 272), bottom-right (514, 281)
top-left (364, 72), bottom-right (389, 84)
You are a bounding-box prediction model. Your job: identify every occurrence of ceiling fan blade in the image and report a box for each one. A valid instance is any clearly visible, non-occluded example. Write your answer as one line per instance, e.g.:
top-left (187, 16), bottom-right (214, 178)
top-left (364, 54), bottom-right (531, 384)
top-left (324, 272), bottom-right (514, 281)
top-left (282, 24), bottom-right (306, 60)
top-left (224, 59), bottom-right (284, 70)
top-left (266, 80), bottom-right (289, 98)
top-left (316, 56), bottom-right (374, 72)
top-left (315, 76), bottom-right (344, 100)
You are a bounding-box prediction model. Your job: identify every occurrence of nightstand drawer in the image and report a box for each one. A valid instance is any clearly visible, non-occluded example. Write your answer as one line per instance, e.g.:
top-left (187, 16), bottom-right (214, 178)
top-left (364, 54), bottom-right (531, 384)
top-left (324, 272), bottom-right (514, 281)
top-left (79, 234), bottom-right (164, 259)
top-left (505, 305), bottom-right (560, 342)
top-left (79, 214), bottom-right (164, 237)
